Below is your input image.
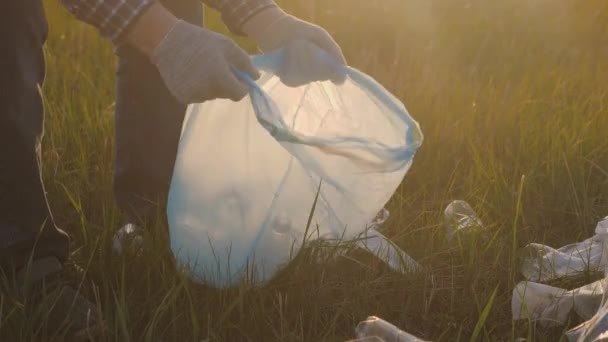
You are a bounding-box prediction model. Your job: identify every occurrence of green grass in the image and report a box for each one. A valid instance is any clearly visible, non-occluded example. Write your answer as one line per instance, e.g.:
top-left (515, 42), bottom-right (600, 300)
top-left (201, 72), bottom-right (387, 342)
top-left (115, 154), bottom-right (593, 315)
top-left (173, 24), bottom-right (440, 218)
top-left (2, 0), bottom-right (608, 340)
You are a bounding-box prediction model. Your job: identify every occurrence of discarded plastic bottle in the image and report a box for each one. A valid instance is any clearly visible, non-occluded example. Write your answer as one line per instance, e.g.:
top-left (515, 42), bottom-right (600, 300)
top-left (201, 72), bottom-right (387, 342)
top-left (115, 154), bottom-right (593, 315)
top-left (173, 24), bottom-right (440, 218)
top-left (443, 200), bottom-right (483, 243)
top-left (520, 216), bottom-right (608, 282)
top-left (352, 316), bottom-right (429, 342)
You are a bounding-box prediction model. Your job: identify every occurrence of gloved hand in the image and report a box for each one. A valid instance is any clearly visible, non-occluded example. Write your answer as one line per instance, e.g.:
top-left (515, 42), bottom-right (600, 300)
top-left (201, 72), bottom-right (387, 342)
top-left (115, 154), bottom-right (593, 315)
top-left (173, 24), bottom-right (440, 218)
top-left (243, 7), bottom-right (346, 85)
top-left (151, 20), bottom-right (260, 104)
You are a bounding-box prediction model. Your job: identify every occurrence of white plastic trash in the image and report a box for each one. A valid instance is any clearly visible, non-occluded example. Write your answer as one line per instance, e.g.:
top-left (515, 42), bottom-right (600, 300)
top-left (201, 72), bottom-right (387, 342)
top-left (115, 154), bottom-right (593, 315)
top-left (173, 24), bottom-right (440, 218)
top-left (443, 200), bottom-right (483, 242)
top-left (167, 41), bottom-right (423, 288)
top-left (512, 216), bottom-right (608, 338)
top-left (312, 209), bottom-right (423, 274)
top-left (566, 288), bottom-right (608, 342)
top-left (521, 217), bottom-right (608, 282)
top-left (512, 278), bottom-right (608, 327)
top-left (352, 316), bottom-right (429, 342)
top-left (355, 227), bottom-right (423, 274)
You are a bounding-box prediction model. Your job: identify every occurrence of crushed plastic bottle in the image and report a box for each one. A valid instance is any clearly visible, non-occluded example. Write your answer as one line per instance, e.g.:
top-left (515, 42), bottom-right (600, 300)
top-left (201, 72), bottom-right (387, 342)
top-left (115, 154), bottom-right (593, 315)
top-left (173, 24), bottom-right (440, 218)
top-left (512, 278), bottom-right (607, 327)
top-left (443, 200), bottom-right (483, 242)
top-left (566, 291), bottom-right (608, 342)
top-left (521, 216), bottom-right (608, 282)
top-left (355, 227), bottom-right (423, 274)
top-left (351, 316), bottom-right (430, 342)
top-left (512, 216), bottom-right (608, 340)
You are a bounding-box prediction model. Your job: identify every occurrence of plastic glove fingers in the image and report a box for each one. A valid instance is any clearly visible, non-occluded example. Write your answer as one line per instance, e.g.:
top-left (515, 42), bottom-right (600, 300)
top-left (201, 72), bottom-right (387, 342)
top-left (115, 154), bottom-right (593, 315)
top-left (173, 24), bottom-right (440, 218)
top-left (304, 27), bottom-right (347, 84)
top-left (223, 41), bottom-right (261, 81)
top-left (165, 81), bottom-right (191, 104)
top-left (288, 24), bottom-right (346, 84)
top-left (277, 40), bottom-right (343, 87)
top-left (287, 51), bottom-right (332, 86)
top-left (183, 66), bottom-right (217, 103)
top-left (305, 50), bottom-right (342, 84)
top-left (183, 63), bottom-right (242, 103)
top-left (275, 16), bottom-right (346, 67)
top-left (217, 63), bottom-right (250, 102)
top-left (307, 26), bottom-right (347, 65)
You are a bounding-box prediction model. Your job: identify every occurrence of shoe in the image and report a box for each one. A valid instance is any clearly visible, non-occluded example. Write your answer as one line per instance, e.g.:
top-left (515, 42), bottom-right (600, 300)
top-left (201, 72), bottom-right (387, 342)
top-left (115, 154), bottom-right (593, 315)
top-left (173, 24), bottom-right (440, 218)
top-left (112, 223), bottom-right (144, 256)
top-left (16, 256), bottom-right (105, 340)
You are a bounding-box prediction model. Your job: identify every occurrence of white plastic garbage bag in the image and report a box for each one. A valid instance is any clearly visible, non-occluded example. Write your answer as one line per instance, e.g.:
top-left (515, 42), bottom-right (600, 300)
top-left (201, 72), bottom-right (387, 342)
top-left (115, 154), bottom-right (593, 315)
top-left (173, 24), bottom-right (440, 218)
top-left (521, 217), bottom-right (608, 282)
top-left (167, 41), bottom-right (423, 288)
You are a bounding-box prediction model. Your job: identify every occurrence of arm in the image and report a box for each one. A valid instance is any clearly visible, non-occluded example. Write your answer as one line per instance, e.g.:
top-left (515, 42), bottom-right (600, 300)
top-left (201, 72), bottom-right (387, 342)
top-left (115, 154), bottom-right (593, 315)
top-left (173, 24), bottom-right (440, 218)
top-left (241, 6), bottom-right (345, 65)
top-left (60, 0), bottom-right (157, 43)
top-left (240, 3), bottom-right (347, 86)
top-left (200, 0), bottom-right (345, 66)
top-left (202, 0), bottom-right (278, 36)
top-left (60, 0), bottom-right (260, 104)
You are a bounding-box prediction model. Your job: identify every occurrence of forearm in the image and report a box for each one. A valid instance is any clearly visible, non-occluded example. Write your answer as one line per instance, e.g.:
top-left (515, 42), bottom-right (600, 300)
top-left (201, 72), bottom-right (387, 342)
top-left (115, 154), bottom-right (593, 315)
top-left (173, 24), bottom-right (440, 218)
top-left (240, 5), bottom-right (285, 43)
top-left (123, 2), bottom-right (178, 57)
top-left (201, 0), bottom-right (278, 35)
top-left (59, 0), bottom-right (277, 51)
top-left (60, 0), bottom-right (182, 58)
top-left (60, 0), bottom-right (155, 42)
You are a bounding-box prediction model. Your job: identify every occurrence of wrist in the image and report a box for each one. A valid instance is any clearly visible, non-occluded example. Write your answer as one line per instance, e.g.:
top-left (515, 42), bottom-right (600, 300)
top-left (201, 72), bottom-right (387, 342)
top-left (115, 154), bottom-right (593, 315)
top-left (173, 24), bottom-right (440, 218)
top-left (241, 7), bottom-right (289, 50)
top-left (124, 2), bottom-right (179, 58)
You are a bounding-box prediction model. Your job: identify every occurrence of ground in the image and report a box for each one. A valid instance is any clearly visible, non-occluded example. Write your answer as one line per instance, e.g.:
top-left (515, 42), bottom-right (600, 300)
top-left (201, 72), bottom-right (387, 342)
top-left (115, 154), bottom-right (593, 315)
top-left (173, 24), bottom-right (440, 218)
top-left (2, 0), bottom-right (608, 340)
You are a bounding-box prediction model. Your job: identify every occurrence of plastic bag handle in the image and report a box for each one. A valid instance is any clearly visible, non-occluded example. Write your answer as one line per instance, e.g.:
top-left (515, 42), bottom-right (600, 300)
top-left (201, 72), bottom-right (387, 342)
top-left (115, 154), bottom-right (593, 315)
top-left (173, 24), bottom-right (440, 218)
top-left (232, 41), bottom-right (346, 86)
top-left (231, 47), bottom-right (423, 172)
top-left (232, 67), bottom-right (258, 88)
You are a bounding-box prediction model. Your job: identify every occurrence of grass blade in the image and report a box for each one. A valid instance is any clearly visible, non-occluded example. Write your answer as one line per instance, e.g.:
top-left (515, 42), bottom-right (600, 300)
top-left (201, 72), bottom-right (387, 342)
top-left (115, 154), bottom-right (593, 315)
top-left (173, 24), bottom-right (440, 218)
top-left (470, 285), bottom-right (498, 342)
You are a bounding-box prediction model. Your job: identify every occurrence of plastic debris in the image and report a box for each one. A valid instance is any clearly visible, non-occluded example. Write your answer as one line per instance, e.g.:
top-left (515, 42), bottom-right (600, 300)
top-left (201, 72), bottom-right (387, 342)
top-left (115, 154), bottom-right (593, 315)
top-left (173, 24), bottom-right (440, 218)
top-left (355, 227), bottom-right (423, 274)
top-left (311, 209), bottom-right (423, 274)
top-left (349, 316), bottom-right (430, 342)
top-left (566, 292), bottom-right (608, 341)
top-left (512, 278), bottom-right (607, 327)
top-left (512, 216), bottom-right (608, 340)
top-left (443, 200), bottom-right (483, 242)
top-left (521, 217), bottom-right (608, 282)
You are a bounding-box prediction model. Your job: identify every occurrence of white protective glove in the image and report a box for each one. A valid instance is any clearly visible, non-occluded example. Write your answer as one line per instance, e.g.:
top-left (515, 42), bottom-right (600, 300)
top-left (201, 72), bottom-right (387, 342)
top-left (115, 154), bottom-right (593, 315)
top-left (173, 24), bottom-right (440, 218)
top-left (151, 20), bottom-right (260, 104)
top-left (243, 7), bottom-right (347, 86)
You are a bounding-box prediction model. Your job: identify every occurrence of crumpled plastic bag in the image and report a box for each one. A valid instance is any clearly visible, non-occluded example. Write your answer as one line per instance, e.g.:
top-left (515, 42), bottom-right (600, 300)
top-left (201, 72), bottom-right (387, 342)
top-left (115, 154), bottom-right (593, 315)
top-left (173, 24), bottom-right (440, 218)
top-left (512, 216), bottom-right (608, 337)
top-left (512, 278), bottom-right (607, 327)
top-left (521, 217), bottom-right (608, 282)
top-left (167, 40), bottom-right (423, 288)
top-left (566, 291), bottom-right (608, 342)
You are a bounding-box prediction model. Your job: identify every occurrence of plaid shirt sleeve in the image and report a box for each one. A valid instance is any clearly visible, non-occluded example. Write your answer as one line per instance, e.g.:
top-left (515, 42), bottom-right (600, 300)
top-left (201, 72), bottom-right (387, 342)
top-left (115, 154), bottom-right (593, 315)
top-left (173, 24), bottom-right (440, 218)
top-left (60, 0), bottom-right (154, 42)
top-left (203, 0), bottom-right (278, 35)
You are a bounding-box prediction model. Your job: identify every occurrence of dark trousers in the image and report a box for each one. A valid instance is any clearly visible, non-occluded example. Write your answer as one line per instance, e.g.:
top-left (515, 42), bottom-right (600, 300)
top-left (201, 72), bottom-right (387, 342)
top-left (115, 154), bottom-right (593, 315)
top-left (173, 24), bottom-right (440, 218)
top-left (0, 0), bottom-right (203, 270)
top-left (113, 0), bottom-right (203, 224)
